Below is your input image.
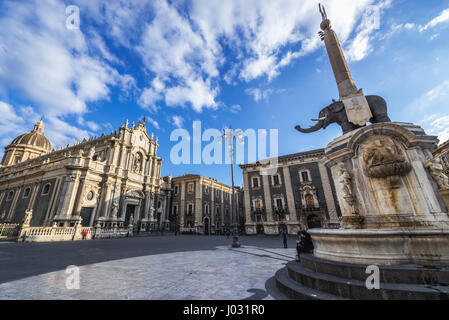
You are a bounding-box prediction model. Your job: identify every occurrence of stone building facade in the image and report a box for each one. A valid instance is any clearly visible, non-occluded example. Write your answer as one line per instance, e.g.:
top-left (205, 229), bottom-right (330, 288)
top-left (239, 149), bottom-right (341, 235)
top-left (170, 175), bottom-right (239, 235)
top-left (433, 139), bottom-right (449, 176)
top-left (0, 119), bottom-right (168, 231)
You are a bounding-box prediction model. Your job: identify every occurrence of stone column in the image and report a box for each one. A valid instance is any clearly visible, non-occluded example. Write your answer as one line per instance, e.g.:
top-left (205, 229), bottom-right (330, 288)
top-left (210, 185), bottom-right (215, 232)
top-left (180, 183), bottom-right (185, 227)
top-left (118, 144), bottom-right (126, 168)
top-left (150, 193), bottom-right (156, 222)
top-left (242, 172), bottom-right (255, 234)
top-left (262, 175), bottom-right (273, 221)
top-left (89, 201), bottom-right (99, 227)
top-left (195, 180), bottom-right (203, 232)
top-left (27, 182), bottom-right (40, 211)
top-left (144, 191), bottom-right (152, 220)
top-left (100, 183), bottom-right (113, 218)
top-left (43, 178), bottom-right (61, 226)
top-left (318, 161), bottom-right (339, 225)
top-left (7, 186), bottom-right (22, 221)
top-left (54, 175), bottom-right (79, 221)
top-left (282, 166), bottom-right (296, 222)
top-left (147, 157), bottom-right (154, 177)
top-left (72, 178), bottom-right (87, 218)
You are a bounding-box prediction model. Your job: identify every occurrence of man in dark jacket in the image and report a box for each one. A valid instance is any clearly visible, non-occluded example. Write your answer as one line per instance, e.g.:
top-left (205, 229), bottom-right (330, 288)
top-left (296, 230), bottom-right (314, 262)
top-left (282, 229), bottom-right (288, 248)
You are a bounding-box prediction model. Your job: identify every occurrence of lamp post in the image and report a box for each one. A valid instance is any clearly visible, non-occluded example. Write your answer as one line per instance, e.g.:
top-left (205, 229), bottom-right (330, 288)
top-left (220, 126), bottom-right (244, 248)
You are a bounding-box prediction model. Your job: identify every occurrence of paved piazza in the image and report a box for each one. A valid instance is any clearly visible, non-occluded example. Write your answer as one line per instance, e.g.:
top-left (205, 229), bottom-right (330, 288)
top-left (0, 236), bottom-right (297, 300)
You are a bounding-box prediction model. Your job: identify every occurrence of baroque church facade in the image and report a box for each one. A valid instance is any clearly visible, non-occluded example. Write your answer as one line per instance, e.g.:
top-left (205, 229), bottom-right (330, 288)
top-left (0, 119), bottom-right (171, 231)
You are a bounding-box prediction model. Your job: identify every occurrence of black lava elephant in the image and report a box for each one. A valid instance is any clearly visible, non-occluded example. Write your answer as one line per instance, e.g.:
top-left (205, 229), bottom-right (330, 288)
top-left (295, 95), bottom-right (391, 134)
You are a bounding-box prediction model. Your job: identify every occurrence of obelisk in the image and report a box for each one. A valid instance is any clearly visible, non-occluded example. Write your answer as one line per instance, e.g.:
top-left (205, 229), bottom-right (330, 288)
top-left (318, 4), bottom-right (372, 127)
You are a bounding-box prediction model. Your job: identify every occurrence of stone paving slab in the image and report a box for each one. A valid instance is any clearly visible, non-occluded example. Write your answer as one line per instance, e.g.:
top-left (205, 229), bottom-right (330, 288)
top-left (0, 245), bottom-right (296, 300)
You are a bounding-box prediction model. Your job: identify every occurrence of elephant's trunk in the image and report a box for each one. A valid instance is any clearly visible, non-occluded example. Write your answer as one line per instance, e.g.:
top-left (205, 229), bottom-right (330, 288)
top-left (295, 120), bottom-right (325, 133)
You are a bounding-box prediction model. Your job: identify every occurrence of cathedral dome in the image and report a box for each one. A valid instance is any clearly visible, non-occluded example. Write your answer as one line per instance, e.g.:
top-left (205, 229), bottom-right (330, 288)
top-left (1, 118), bottom-right (52, 166)
top-left (9, 119), bottom-right (51, 152)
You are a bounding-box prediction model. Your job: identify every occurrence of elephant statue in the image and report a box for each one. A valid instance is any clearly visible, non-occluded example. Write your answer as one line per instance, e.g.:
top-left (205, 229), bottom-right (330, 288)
top-left (295, 95), bottom-right (391, 134)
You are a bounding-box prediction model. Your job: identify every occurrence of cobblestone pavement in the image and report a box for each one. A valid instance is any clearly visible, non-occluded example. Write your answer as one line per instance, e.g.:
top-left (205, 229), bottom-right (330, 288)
top-left (0, 236), bottom-right (297, 300)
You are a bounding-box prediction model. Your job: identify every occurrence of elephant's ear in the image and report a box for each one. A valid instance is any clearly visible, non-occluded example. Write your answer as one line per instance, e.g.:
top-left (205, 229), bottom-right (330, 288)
top-left (329, 102), bottom-right (344, 113)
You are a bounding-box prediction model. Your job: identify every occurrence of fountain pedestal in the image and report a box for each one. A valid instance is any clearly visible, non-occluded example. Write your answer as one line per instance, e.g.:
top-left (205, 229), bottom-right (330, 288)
top-left (310, 122), bottom-right (449, 266)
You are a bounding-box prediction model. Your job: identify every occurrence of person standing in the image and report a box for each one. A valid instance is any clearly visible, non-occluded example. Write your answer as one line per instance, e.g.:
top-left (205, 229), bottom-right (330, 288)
top-left (282, 229), bottom-right (288, 248)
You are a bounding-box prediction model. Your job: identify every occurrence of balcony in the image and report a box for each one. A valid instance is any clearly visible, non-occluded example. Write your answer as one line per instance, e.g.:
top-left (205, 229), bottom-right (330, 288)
top-left (273, 206), bottom-right (288, 215)
top-left (298, 205), bottom-right (326, 213)
top-left (251, 208), bottom-right (265, 215)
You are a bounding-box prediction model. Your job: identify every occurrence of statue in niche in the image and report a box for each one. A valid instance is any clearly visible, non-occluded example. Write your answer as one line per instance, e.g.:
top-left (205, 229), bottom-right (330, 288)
top-left (425, 157), bottom-right (449, 190)
top-left (338, 164), bottom-right (357, 215)
top-left (133, 153), bottom-right (142, 174)
top-left (111, 201), bottom-right (119, 219)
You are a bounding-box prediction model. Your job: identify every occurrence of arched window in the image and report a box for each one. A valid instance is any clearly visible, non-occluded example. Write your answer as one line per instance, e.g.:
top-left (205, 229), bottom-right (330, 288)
top-left (272, 174), bottom-right (281, 186)
top-left (23, 187), bottom-right (31, 199)
top-left (6, 191), bottom-right (14, 201)
top-left (42, 184), bottom-right (51, 196)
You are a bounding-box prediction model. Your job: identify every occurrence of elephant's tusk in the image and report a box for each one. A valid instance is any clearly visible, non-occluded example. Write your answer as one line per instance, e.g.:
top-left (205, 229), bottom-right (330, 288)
top-left (311, 117), bottom-right (326, 121)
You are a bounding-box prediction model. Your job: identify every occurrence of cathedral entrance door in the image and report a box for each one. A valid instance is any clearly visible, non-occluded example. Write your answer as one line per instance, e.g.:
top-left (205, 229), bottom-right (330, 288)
top-left (125, 205), bottom-right (136, 226)
top-left (80, 207), bottom-right (93, 227)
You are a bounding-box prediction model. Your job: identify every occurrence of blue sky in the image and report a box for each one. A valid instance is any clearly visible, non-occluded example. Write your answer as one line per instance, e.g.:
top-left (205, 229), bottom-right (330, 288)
top-left (1, 0), bottom-right (449, 186)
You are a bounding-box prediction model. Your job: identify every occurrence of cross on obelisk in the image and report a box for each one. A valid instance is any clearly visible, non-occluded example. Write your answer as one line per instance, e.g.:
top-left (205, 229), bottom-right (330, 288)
top-left (318, 3), bottom-right (372, 127)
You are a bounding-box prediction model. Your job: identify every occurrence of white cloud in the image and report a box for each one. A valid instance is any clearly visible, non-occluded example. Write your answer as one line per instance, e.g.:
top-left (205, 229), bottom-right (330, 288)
top-left (86, 121), bottom-right (100, 132)
top-left (345, 0), bottom-right (392, 62)
top-left (0, 0), bottom-right (391, 122)
top-left (87, 0), bottom-right (387, 111)
top-left (0, 0), bottom-right (134, 149)
top-left (423, 114), bottom-right (449, 143)
top-left (0, 102), bottom-right (93, 157)
top-left (145, 116), bottom-right (160, 130)
top-left (410, 80), bottom-right (449, 143)
top-left (425, 80), bottom-right (449, 102)
top-left (0, 1), bottom-right (133, 117)
top-left (230, 104), bottom-right (242, 114)
top-left (0, 101), bottom-right (24, 125)
top-left (172, 115), bottom-right (184, 129)
top-left (420, 8), bottom-right (449, 32)
top-left (245, 88), bottom-right (286, 102)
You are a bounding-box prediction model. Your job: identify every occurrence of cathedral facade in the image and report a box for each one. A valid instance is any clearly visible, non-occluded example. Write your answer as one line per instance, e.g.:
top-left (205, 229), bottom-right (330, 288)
top-left (0, 119), bottom-right (169, 231)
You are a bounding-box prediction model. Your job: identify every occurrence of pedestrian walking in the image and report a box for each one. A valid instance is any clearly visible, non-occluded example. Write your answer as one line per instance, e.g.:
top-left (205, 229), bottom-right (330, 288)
top-left (82, 230), bottom-right (88, 240)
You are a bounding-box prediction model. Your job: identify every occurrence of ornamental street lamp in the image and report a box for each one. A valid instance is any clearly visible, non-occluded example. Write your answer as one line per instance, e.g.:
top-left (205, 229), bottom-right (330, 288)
top-left (219, 126), bottom-right (244, 248)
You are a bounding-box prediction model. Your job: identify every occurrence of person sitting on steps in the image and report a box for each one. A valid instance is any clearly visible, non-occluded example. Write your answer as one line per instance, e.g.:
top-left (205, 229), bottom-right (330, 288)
top-left (296, 230), bottom-right (314, 262)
